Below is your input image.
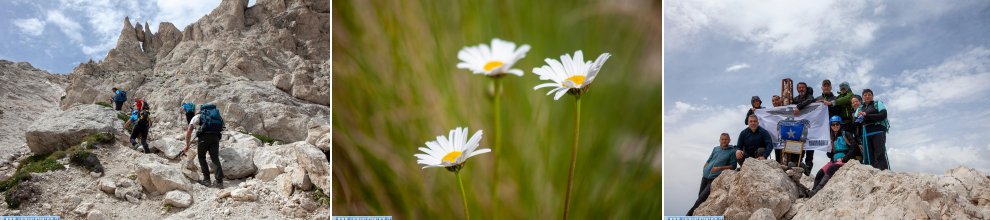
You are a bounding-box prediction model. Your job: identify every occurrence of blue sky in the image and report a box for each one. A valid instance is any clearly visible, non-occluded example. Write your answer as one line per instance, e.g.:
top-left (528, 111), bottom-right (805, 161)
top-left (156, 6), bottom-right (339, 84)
top-left (0, 0), bottom-right (257, 73)
top-left (663, 0), bottom-right (990, 215)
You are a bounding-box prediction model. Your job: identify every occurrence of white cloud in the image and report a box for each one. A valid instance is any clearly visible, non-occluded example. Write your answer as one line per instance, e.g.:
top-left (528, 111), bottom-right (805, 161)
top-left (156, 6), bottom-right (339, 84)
top-left (724, 63), bottom-right (750, 72)
top-left (802, 52), bottom-right (876, 88)
top-left (887, 47), bottom-right (990, 112)
top-left (46, 10), bottom-right (84, 43)
top-left (13, 18), bottom-right (46, 36)
top-left (155, 0), bottom-right (221, 30)
top-left (664, 0), bottom-right (883, 54)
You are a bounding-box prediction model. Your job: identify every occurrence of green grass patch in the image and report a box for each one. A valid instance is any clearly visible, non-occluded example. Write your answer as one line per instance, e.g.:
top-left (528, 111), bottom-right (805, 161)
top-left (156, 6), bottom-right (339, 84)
top-left (117, 112), bottom-right (129, 122)
top-left (163, 203), bottom-right (175, 212)
top-left (60, 95), bottom-right (65, 101)
top-left (239, 131), bottom-right (284, 145)
top-left (312, 187), bottom-right (330, 206)
top-left (81, 133), bottom-right (113, 145)
top-left (95, 101), bottom-right (111, 108)
top-left (0, 154), bottom-right (64, 193)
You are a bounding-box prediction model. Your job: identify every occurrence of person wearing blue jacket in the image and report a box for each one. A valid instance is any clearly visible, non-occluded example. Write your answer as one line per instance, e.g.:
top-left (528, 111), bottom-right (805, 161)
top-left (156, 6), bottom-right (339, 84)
top-left (737, 115), bottom-right (773, 166)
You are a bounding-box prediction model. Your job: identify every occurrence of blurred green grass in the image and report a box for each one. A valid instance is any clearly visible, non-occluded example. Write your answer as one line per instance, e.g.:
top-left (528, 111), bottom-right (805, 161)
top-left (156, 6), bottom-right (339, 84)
top-left (332, 0), bottom-right (661, 219)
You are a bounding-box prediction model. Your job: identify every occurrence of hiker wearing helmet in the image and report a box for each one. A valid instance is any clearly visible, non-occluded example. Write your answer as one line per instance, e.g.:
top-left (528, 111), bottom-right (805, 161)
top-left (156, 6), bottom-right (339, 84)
top-left (180, 103), bottom-right (226, 188)
top-left (792, 82), bottom-right (817, 174)
top-left (810, 116), bottom-right (859, 196)
top-left (744, 96), bottom-right (763, 125)
top-left (856, 89), bottom-right (889, 170)
top-left (687, 133), bottom-right (737, 216)
top-left (111, 87), bottom-right (127, 111)
top-left (736, 115), bottom-right (772, 166)
top-left (130, 102), bottom-right (153, 153)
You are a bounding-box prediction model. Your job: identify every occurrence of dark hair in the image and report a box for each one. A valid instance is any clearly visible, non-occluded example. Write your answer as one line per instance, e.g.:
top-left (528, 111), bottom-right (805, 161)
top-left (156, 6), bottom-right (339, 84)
top-left (112, 87), bottom-right (118, 91)
top-left (747, 114), bottom-right (758, 121)
top-left (822, 80), bottom-right (831, 86)
top-left (798, 82), bottom-right (807, 87)
top-left (721, 133), bottom-right (730, 137)
top-left (862, 89), bottom-right (873, 95)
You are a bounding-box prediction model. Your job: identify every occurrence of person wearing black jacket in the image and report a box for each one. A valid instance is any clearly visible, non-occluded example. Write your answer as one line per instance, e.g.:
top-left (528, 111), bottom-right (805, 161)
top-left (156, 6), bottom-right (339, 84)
top-left (817, 80), bottom-right (838, 118)
top-left (736, 115), bottom-right (773, 166)
top-left (744, 96), bottom-right (764, 125)
top-left (856, 89), bottom-right (889, 170)
top-left (792, 82), bottom-right (816, 174)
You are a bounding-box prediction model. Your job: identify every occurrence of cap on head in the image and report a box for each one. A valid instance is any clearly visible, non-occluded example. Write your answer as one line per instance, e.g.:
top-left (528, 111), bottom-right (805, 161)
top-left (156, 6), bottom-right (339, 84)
top-left (830, 115), bottom-right (842, 124)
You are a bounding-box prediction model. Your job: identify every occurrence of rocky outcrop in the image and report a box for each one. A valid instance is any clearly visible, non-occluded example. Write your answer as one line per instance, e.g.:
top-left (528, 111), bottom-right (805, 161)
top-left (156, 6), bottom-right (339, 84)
top-left (101, 17), bottom-right (152, 71)
top-left (791, 163), bottom-right (990, 219)
top-left (0, 60), bottom-right (66, 158)
top-left (293, 141), bottom-right (328, 191)
top-left (693, 159), bottom-right (801, 219)
top-left (150, 138), bottom-right (184, 160)
top-left (24, 104), bottom-right (114, 155)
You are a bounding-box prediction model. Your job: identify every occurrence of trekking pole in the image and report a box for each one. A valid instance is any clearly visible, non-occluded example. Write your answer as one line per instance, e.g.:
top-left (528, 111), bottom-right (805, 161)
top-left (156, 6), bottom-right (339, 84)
top-left (862, 126), bottom-right (870, 165)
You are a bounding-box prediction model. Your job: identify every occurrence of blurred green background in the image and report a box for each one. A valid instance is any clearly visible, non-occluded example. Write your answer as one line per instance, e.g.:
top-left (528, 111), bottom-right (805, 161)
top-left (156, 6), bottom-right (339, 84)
top-left (332, 0), bottom-right (661, 219)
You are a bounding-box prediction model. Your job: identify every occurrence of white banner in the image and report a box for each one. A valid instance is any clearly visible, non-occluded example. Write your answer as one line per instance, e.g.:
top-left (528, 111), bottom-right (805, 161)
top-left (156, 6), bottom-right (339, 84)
top-left (753, 103), bottom-right (831, 152)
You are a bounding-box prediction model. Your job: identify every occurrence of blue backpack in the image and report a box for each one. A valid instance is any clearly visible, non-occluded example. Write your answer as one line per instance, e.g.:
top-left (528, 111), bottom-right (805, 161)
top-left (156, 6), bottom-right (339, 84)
top-left (198, 104), bottom-right (225, 136)
top-left (129, 109), bottom-right (139, 122)
top-left (181, 103), bottom-right (196, 113)
top-left (114, 90), bottom-right (127, 102)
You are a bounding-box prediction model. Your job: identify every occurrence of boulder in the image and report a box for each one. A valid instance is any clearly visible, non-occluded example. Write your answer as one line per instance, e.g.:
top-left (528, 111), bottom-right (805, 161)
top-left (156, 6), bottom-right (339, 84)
top-left (792, 162), bottom-right (990, 219)
top-left (150, 139), bottom-right (185, 159)
top-left (693, 159), bottom-right (799, 219)
top-left (164, 190), bottom-right (193, 208)
top-left (73, 202), bottom-right (94, 216)
top-left (24, 105), bottom-right (114, 155)
top-left (98, 178), bottom-right (116, 194)
top-left (231, 188), bottom-right (257, 201)
top-left (219, 146), bottom-right (257, 179)
top-left (275, 173), bottom-right (294, 197)
top-left (136, 160), bottom-right (192, 195)
top-left (293, 141), bottom-right (328, 191)
top-left (87, 209), bottom-right (107, 220)
top-left (253, 144), bottom-right (292, 181)
top-left (748, 208), bottom-right (774, 220)
top-left (286, 163), bottom-right (311, 191)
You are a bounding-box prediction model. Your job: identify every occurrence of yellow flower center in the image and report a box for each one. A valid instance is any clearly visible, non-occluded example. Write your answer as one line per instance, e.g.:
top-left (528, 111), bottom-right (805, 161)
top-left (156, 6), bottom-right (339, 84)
top-left (442, 151), bottom-right (463, 163)
top-left (484, 61), bottom-right (504, 72)
top-left (564, 75), bottom-right (586, 87)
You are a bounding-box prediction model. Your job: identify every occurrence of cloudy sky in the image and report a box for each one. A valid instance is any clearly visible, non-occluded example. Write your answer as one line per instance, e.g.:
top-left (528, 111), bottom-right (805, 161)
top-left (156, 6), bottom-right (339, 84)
top-left (0, 0), bottom-right (257, 73)
top-left (663, 0), bottom-right (990, 215)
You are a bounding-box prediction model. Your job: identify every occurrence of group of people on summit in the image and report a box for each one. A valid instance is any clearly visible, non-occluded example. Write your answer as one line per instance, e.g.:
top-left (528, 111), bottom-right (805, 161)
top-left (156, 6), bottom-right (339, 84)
top-left (688, 79), bottom-right (890, 215)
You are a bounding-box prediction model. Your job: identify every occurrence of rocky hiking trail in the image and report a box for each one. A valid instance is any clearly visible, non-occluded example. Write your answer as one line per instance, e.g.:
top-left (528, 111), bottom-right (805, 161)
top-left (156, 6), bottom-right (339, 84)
top-left (0, 0), bottom-right (330, 218)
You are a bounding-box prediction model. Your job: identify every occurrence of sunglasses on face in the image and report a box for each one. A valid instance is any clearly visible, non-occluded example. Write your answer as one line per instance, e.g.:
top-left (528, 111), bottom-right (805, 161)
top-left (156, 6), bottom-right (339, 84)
top-left (831, 123), bottom-right (840, 126)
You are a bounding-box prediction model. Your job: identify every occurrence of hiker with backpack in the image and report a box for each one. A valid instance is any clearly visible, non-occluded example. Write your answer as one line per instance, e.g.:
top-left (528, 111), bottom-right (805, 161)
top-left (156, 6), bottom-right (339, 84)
top-left (111, 88), bottom-right (127, 111)
top-left (130, 102), bottom-right (153, 153)
top-left (180, 102), bottom-right (196, 124)
top-left (123, 108), bottom-right (139, 132)
top-left (180, 103), bottom-right (226, 188)
top-left (855, 89), bottom-right (890, 170)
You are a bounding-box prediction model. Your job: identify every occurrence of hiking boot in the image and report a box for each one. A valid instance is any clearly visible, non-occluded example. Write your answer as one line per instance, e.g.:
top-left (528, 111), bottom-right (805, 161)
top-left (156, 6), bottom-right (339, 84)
top-left (214, 181), bottom-right (224, 188)
top-left (199, 179), bottom-right (211, 187)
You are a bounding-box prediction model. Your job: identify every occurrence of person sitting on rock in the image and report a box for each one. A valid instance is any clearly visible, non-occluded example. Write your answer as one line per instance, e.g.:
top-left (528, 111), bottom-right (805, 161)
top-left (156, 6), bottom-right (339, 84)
top-left (811, 116), bottom-right (859, 196)
top-left (737, 115), bottom-right (773, 166)
top-left (180, 103), bottom-right (226, 188)
top-left (130, 102), bottom-right (153, 153)
top-left (687, 133), bottom-right (737, 216)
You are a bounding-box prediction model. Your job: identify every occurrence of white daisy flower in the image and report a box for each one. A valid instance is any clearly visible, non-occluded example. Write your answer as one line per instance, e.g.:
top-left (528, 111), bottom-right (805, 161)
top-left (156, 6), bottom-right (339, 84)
top-left (532, 50), bottom-right (611, 100)
top-left (415, 127), bottom-right (491, 170)
top-left (457, 38), bottom-right (531, 77)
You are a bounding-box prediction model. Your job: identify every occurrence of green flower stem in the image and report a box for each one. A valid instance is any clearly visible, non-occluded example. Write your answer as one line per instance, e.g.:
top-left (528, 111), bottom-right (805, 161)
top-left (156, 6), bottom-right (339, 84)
top-left (492, 77), bottom-right (503, 218)
top-left (456, 171), bottom-right (471, 220)
top-left (562, 96), bottom-right (582, 220)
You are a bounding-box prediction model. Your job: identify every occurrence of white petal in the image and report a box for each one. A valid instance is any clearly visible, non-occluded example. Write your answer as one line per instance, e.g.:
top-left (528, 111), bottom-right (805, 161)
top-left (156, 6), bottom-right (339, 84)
top-left (553, 88), bottom-right (569, 100)
top-left (534, 82), bottom-right (559, 90)
top-left (546, 87), bottom-right (564, 96)
top-left (513, 44), bottom-right (531, 62)
top-left (466, 148), bottom-right (491, 158)
top-left (546, 58), bottom-right (567, 81)
top-left (587, 53), bottom-right (611, 82)
top-left (464, 129), bottom-right (484, 154)
top-left (506, 68), bottom-right (524, 76)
